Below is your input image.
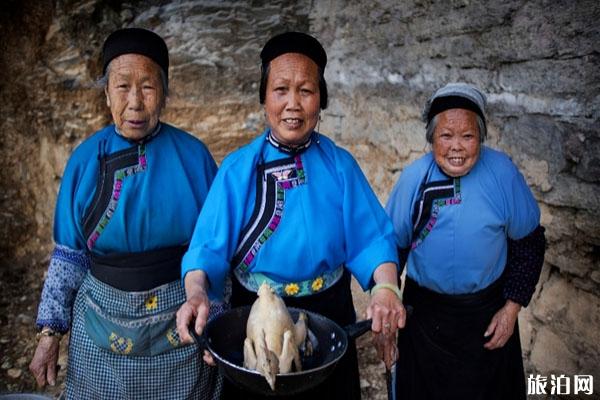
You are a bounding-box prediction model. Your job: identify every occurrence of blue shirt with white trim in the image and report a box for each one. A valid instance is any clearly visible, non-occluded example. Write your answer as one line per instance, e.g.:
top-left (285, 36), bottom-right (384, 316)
top-left (385, 146), bottom-right (540, 294)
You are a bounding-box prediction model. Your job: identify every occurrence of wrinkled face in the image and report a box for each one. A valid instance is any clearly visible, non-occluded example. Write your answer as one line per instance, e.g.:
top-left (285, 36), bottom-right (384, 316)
top-left (105, 54), bottom-right (165, 140)
top-left (432, 108), bottom-right (481, 177)
top-left (264, 53), bottom-right (321, 146)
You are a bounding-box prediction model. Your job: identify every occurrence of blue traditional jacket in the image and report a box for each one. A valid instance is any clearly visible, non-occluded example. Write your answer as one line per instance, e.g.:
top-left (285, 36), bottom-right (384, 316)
top-left (386, 146), bottom-right (540, 294)
top-left (182, 129), bottom-right (398, 300)
top-left (36, 123), bottom-right (217, 331)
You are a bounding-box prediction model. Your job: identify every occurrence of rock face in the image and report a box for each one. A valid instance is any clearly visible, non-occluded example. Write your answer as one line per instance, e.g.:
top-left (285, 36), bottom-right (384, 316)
top-left (1, 0), bottom-right (598, 397)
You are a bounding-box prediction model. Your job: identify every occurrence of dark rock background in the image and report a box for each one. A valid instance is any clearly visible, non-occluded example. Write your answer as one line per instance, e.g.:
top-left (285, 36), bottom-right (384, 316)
top-left (1, 0), bottom-right (598, 398)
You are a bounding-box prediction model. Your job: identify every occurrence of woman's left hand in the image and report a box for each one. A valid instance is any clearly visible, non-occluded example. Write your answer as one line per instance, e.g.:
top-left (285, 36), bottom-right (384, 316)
top-left (366, 262), bottom-right (405, 369)
top-left (367, 287), bottom-right (406, 369)
top-left (483, 299), bottom-right (521, 350)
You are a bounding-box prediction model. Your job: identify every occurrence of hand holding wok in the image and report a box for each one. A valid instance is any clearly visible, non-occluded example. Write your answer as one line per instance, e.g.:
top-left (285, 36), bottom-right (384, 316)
top-left (176, 269), bottom-right (210, 344)
top-left (366, 262), bottom-right (406, 370)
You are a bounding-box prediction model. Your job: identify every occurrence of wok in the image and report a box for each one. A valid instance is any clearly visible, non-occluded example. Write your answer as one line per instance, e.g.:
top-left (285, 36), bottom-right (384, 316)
top-left (192, 306), bottom-right (372, 396)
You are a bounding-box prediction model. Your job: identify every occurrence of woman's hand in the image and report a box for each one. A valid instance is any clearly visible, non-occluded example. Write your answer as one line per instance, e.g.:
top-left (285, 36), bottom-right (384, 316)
top-left (483, 299), bottom-right (521, 350)
top-left (368, 288), bottom-right (405, 370)
top-left (176, 270), bottom-right (217, 366)
top-left (366, 262), bottom-right (405, 370)
top-left (176, 270), bottom-right (210, 345)
top-left (29, 335), bottom-right (60, 387)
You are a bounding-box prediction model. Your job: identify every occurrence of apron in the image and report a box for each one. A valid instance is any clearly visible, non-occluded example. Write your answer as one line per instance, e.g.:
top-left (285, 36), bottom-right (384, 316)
top-left (64, 143), bottom-right (223, 399)
top-left (395, 277), bottom-right (526, 400)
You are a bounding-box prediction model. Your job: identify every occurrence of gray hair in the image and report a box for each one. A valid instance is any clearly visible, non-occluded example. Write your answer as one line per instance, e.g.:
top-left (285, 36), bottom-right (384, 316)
top-left (425, 113), bottom-right (487, 144)
top-left (96, 59), bottom-right (169, 97)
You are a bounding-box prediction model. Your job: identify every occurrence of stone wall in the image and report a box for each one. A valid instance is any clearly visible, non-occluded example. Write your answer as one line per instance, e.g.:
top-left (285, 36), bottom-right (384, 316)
top-left (1, 0), bottom-right (598, 396)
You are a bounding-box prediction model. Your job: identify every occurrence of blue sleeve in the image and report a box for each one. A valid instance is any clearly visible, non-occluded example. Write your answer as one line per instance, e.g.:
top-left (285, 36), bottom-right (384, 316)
top-left (36, 245), bottom-right (90, 332)
top-left (37, 152), bottom-right (91, 332)
top-left (197, 140), bottom-right (218, 192)
top-left (53, 151), bottom-right (89, 250)
top-left (181, 156), bottom-right (250, 301)
top-left (385, 164), bottom-right (423, 250)
top-left (339, 150), bottom-right (398, 290)
top-left (503, 162), bottom-right (541, 239)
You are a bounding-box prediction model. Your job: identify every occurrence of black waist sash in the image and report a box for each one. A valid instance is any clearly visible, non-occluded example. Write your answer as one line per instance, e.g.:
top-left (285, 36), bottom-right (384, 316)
top-left (396, 277), bottom-right (526, 400)
top-left (404, 274), bottom-right (505, 313)
top-left (90, 245), bottom-right (186, 292)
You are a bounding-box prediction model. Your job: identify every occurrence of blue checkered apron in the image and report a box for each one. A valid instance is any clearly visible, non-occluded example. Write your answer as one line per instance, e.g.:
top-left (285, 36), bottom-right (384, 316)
top-left (65, 272), bottom-right (223, 399)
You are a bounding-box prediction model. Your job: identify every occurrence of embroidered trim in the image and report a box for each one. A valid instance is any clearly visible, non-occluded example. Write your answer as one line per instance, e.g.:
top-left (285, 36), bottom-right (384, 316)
top-left (268, 155), bottom-right (306, 189)
top-left (84, 295), bottom-right (176, 329)
top-left (86, 144), bottom-right (147, 250)
top-left (233, 265), bottom-right (344, 297)
top-left (232, 155), bottom-right (306, 271)
top-left (35, 320), bottom-right (70, 333)
top-left (239, 185), bottom-right (284, 271)
top-left (52, 244), bottom-right (91, 270)
top-left (411, 178), bottom-right (462, 249)
top-left (109, 332), bottom-right (134, 354)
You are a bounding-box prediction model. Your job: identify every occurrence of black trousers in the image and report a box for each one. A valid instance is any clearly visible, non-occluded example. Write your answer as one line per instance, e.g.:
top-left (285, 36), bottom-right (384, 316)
top-left (396, 277), bottom-right (526, 400)
top-left (222, 270), bottom-right (361, 400)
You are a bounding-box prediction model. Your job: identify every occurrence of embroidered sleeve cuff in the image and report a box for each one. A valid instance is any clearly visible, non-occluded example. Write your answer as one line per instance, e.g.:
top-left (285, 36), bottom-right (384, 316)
top-left (35, 245), bottom-right (90, 333)
top-left (503, 225), bottom-right (546, 307)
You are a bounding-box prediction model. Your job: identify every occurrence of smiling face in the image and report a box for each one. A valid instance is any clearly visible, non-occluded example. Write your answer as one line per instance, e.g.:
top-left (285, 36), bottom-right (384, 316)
top-left (432, 108), bottom-right (481, 177)
top-left (264, 53), bottom-right (321, 146)
top-left (105, 53), bottom-right (165, 140)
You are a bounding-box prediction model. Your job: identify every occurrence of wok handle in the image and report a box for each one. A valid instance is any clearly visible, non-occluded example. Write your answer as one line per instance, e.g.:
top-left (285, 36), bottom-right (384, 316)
top-left (189, 320), bottom-right (208, 352)
top-left (344, 319), bottom-right (373, 339)
top-left (344, 305), bottom-right (414, 340)
top-left (386, 363), bottom-right (397, 400)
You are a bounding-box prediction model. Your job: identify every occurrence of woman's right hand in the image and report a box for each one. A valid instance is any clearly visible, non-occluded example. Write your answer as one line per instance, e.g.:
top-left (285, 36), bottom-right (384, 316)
top-left (176, 294), bottom-right (216, 366)
top-left (29, 336), bottom-right (60, 387)
top-left (176, 269), bottom-right (216, 366)
top-left (176, 270), bottom-right (211, 345)
top-left (176, 292), bottom-right (210, 344)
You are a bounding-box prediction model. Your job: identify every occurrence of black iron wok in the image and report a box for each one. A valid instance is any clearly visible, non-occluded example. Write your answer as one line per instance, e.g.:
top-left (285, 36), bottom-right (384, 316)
top-left (192, 306), bottom-right (372, 396)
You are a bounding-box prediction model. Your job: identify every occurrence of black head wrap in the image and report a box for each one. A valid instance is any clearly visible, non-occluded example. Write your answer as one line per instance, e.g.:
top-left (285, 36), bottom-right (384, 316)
top-left (259, 31), bottom-right (328, 109)
top-left (102, 28), bottom-right (169, 81)
top-left (422, 83), bottom-right (488, 142)
top-left (423, 83), bottom-right (487, 125)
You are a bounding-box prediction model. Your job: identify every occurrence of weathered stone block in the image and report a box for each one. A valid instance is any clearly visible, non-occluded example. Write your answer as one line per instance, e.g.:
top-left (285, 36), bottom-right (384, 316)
top-left (544, 174), bottom-right (600, 210)
top-left (575, 137), bottom-right (600, 183)
top-left (498, 115), bottom-right (566, 175)
top-left (530, 327), bottom-right (578, 374)
top-left (532, 274), bottom-right (569, 323)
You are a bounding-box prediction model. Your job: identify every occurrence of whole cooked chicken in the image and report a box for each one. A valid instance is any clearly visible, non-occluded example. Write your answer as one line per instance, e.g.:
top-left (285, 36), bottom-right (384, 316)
top-left (244, 282), bottom-right (309, 390)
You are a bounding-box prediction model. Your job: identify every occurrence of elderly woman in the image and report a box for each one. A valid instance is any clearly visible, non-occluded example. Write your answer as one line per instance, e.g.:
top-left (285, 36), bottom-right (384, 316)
top-left (176, 32), bottom-right (405, 399)
top-left (386, 83), bottom-right (546, 400)
top-left (29, 28), bottom-right (222, 399)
